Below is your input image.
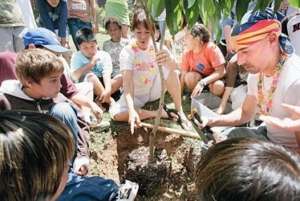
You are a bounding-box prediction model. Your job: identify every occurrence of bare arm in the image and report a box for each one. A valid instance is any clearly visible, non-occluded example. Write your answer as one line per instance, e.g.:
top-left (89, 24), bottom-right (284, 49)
top-left (70, 94), bottom-right (103, 119)
top-left (72, 63), bottom-right (94, 81)
top-left (201, 64), bottom-right (226, 85)
top-left (123, 70), bottom-right (141, 133)
top-left (123, 70), bottom-right (135, 112)
top-left (72, 53), bottom-right (100, 81)
top-left (209, 95), bottom-right (257, 127)
top-left (223, 25), bottom-right (233, 54)
top-left (102, 72), bottom-right (112, 92)
top-left (217, 86), bottom-right (233, 114)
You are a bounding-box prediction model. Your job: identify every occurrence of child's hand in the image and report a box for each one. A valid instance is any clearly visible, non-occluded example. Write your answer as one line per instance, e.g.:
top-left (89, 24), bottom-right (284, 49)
top-left (128, 109), bottom-right (141, 134)
top-left (156, 49), bottom-right (177, 69)
top-left (90, 102), bottom-right (103, 121)
top-left (90, 53), bottom-right (101, 66)
top-left (98, 89), bottom-right (111, 104)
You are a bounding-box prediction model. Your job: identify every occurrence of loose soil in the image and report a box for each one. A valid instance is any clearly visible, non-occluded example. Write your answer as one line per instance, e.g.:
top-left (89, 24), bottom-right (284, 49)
top-left (89, 96), bottom-right (203, 201)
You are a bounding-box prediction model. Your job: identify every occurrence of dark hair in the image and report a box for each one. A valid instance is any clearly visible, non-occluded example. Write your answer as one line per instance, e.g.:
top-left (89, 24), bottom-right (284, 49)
top-left (105, 17), bottom-right (122, 31)
top-left (16, 48), bottom-right (64, 84)
top-left (196, 137), bottom-right (300, 201)
top-left (190, 23), bottom-right (210, 43)
top-left (75, 28), bottom-right (97, 46)
top-left (0, 110), bottom-right (74, 201)
top-left (131, 8), bottom-right (154, 32)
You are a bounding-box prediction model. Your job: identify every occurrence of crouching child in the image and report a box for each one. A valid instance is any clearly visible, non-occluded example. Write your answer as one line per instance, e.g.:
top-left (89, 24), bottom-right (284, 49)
top-left (0, 48), bottom-right (88, 175)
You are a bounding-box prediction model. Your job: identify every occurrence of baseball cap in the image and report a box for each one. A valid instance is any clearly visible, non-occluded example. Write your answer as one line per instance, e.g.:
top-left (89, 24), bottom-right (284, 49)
top-left (23, 28), bottom-right (70, 53)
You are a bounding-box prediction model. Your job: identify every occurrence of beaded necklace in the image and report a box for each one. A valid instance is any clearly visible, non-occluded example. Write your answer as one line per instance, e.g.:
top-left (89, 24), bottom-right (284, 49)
top-left (257, 56), bottom-right (286, 115)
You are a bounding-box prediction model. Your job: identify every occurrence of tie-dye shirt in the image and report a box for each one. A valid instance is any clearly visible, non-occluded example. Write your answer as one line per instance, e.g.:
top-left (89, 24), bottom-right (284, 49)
top-left (120, 41), bottom-right (162, 96)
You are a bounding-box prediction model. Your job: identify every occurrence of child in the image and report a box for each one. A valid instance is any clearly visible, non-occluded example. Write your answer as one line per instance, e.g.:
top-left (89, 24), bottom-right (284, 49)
top-left (181, 23), bottom-right (226, 97)
top-left (23, 27), bottom-right (103, 125)
top-left (110, 8), bottom-right (192, 132)
top-left (103, 17), bottom-right (129, 77)
top-left (71, 27), bottom-right (121, 104)
top-left (104, 0), bottom-right (130, 38)
top-left (0, 110), bottom-right (138, 201)
top-left (0, 48), bottom-right (87, 176)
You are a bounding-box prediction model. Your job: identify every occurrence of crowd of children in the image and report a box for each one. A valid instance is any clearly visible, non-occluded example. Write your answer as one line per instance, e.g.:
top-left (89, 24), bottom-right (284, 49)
top-left (1, 0), bottom-right (300, 200)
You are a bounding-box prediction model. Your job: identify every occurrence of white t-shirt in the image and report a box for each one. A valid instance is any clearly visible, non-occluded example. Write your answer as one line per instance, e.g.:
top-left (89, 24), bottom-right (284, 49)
top-left (287, 15), bottom-right (300, 56)
top-left (119, 41), bottom-right (169, 97)
top-left (247, 54), bottom-right (300, 148)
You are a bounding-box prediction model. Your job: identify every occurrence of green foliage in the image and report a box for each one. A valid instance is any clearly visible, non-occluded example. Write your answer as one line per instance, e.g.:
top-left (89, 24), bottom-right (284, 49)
top-left (165, 0), bottom-right (185, 35)
top-left (236, 0), bottom-right (251, 21)
top-left (144, 0), bottom-right (300, 37)
top-left (290, 0), bottom-right (300, 7)
top-left (147, 0), bottom-right (165, 19)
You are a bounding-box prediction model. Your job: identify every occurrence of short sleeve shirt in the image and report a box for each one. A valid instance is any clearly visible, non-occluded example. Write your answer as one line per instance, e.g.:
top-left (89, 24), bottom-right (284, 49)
top-left (103, 38), bottom-right (129, 76)
top-left (71, 50), bottom-right (112, 79)
top-left (60, 73), bottom-right (78, 98)
top-left (119, 42), bottom-right (161, 96)
top-left (181, 42), bottom-right (225, 76)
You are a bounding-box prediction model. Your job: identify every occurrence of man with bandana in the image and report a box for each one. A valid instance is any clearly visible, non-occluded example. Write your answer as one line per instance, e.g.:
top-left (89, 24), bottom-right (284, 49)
top-left (202, 8), bottom-right (300, 153)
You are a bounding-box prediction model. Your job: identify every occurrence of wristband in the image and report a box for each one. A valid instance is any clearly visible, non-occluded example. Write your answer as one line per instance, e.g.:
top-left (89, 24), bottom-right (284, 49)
top-left (198, 80), bottom-right (206, 87)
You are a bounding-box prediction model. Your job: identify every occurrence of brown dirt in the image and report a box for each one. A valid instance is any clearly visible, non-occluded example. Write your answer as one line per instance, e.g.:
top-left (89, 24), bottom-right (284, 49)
top-left (88, 96), bottom-right (203, 200)
top-left (89, 119), bottom-right (203, 200)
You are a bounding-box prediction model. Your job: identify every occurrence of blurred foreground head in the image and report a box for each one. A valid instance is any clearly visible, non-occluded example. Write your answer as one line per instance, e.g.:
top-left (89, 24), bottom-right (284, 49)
top-left (0, 110), bottom-right (74, 201)
top-left (196, 137), bottom-right (300, 201)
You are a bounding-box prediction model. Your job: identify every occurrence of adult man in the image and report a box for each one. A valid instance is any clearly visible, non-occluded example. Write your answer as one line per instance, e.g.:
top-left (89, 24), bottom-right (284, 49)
top-left (203, 9), bottom-right (300, 152)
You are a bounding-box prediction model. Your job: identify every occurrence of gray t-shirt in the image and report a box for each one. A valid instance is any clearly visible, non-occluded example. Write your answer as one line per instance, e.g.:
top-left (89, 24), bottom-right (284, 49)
top-left (103, 38), bottom-right (129, 76)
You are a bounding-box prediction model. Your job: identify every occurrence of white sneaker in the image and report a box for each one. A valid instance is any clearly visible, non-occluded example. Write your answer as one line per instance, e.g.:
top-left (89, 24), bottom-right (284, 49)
top-left (116, 180), bottom-right (139, 201)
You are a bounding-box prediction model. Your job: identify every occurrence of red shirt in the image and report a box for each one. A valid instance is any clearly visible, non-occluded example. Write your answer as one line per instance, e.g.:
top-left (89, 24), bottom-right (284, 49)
top-left (0, 51), bottom-right (17, 86)
top-left (181, 42), bottom-right (225, 76)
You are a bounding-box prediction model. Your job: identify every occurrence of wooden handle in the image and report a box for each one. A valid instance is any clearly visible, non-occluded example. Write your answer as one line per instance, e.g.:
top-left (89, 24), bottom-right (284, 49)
top-left (140, 122), bottom-right (201, 140)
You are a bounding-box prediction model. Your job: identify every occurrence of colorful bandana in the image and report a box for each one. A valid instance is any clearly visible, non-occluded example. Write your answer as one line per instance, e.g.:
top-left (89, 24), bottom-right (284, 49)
top-left (230, 8), bottom-right (294, 54)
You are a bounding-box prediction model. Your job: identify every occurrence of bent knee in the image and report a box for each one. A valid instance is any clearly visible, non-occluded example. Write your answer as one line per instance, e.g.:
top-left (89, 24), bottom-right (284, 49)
top-left (86, 73), bottom-right (99, 82)
top-left (209, 80), bottom-right (225, 96)
top-left (112, 112), bottom-right (128, 122)
top-left (184, 72), bottom-right (201, 90)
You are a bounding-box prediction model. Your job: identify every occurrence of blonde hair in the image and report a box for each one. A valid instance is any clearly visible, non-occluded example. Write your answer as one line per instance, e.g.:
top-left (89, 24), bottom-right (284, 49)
top-left (0, 111), bottom-right (74, 201)
top-left (16, 49), bottom-right (64, 84)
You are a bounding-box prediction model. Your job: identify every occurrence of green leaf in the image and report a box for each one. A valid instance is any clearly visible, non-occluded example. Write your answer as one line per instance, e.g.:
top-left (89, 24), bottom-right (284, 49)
top-left (236, 0), bottom-right (252, 21)
top-left (273, 0), bottom-right (282, 11)
top-left (220, 0), bottom-right (233, 17)
top-left (186, 0), bottom-right (200, 28)
top-left (165, 0), bottom-right (184, 35)
top-left (188, 0), bottom-right (197, 8)
top-left (255, 0), bottom-right (272, 11)
top-left (149, 0), bottom-right (165, 18)
top-left (289, 0), bottom-right (300, 7)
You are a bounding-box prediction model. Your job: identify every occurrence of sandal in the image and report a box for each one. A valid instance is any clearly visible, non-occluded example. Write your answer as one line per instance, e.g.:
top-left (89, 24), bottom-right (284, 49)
top-left (162, 105), bottom-right (193, 130)
top-left (162, 104), bottom-right (181, 122)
